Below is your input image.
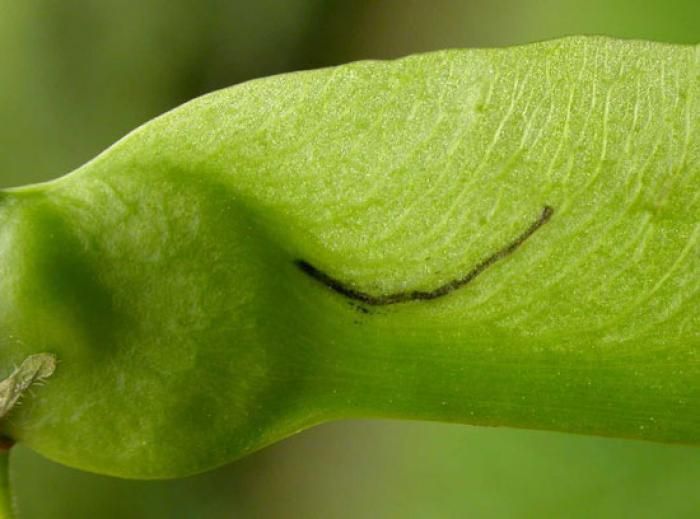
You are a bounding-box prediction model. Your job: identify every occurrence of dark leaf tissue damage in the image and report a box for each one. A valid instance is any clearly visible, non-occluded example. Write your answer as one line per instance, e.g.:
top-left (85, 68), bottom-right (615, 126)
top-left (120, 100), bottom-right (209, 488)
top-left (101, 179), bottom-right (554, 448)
top-left (296, 205), bottom-right (554, 307)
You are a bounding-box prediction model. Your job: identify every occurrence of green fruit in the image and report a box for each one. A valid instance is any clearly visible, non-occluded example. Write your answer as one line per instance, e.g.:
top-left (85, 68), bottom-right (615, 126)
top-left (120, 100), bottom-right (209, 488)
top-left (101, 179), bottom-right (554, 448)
top-left (0, 36), bottom-right (697, 479)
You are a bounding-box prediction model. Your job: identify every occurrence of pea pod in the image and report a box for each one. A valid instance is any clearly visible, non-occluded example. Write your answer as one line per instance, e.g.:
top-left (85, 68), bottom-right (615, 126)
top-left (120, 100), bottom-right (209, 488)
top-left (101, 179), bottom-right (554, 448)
top-left (0, 36), bottom-right (698, 480)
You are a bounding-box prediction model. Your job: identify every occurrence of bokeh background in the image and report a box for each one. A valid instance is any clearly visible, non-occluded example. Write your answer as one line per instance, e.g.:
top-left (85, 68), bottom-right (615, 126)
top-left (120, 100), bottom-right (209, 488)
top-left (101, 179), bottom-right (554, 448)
top-left (1, 1), bottom-right (699, 517)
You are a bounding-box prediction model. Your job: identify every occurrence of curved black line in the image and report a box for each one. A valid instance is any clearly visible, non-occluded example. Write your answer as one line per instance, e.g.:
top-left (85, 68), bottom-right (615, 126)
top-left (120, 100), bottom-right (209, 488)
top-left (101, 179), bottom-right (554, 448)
top-left (296, 205), bottom-right (554, 306)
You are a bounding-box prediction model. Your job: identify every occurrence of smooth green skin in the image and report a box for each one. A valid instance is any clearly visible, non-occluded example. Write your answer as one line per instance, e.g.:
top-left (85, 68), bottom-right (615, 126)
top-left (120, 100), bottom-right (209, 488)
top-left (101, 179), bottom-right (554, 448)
top-left (0, 36), bottom-right (697, 479)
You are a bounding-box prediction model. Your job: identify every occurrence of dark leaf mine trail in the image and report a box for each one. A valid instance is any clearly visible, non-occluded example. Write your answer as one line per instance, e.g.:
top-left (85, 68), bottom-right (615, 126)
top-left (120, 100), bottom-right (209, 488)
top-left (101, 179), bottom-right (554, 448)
top-left (296, 205), bottom-right (554, 306)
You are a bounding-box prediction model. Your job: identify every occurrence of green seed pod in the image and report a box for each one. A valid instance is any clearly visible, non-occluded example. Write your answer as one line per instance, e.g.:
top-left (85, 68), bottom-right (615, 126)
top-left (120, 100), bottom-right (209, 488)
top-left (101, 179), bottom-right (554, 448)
top-left (0, 36), bottom-right (697, 479)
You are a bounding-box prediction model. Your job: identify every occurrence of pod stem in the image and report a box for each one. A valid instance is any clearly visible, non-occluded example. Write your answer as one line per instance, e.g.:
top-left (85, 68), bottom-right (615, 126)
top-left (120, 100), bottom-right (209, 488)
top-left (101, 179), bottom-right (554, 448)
top-left (0, 353), bottom-right (57, 519)
top-left (0, 447), bottom-right (14, 519)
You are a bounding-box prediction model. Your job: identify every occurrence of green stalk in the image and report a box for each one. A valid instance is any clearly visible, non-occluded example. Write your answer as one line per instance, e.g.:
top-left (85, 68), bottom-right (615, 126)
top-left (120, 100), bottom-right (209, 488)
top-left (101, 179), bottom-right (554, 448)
top-left (0, 449), bottom-right (14, 519)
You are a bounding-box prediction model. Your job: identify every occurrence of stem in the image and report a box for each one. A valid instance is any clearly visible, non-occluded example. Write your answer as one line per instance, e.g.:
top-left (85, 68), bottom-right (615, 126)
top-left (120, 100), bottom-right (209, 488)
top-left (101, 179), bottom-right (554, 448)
top-left (0, 353), bottom-right (56, 519)
top-left (0, 448), bottom-right (14, 519)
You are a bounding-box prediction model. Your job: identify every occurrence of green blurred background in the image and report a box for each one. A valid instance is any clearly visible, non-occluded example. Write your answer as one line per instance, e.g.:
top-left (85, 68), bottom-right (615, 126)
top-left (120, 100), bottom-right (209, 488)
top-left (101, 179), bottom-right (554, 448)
top-left (1, 1), bottom-right (699, 517)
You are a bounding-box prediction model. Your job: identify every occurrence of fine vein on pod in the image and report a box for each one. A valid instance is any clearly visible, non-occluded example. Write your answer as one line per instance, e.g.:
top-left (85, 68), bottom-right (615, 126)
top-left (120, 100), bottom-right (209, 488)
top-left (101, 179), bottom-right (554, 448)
top-left (296, 205), bottom-right (554, 305)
